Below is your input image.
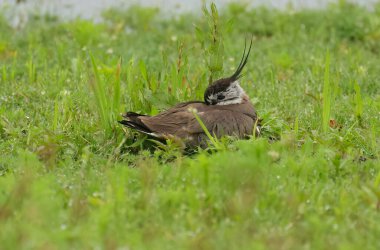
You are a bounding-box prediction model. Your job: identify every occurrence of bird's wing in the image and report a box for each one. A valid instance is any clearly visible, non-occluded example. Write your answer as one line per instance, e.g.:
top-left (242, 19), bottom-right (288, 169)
top-left (140, 107), bottom-right (255, 140)
top-left (192, 110), bottom-right (256, 138)
top-left (121, 101), bottom-right (257, 147)
top-left (139, 107), bottom-right (197, 138)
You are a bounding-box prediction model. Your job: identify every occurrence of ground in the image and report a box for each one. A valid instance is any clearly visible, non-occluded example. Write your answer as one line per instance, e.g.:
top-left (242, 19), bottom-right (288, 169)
top-left (0, 2), bottom-right (379, 249)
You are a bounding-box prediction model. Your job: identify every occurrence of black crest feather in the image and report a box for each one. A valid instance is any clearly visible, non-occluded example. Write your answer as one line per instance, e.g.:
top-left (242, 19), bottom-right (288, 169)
top-left (203, 38), bottom-right (253, 104)
top-left (230, 38), bottom-right (253, 81)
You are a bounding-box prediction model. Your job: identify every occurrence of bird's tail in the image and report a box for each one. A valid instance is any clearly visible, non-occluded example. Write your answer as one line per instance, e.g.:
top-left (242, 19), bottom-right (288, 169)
top-left (119, 112), bottom-right (156, 136)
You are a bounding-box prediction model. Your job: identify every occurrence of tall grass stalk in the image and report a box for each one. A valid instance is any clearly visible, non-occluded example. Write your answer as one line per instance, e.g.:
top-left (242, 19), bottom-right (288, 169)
top-left (354, 81), bottom-right (363, 119)
top-left (322, 51), bottom-right (331, 133)
top-left (11, 58), bottom-right (16, 81)
top-left (199, 3), bottom-right (224, 84)
top-left (26, 58), bottom-right (36, 83)
top-left (2, 65), bottom-right (6, 82)
top-left (190, 108), bottom-right (223, 150)
top-left (252, 118), bottom-right (260, 139)
top-left (90, 54), bottom-right (108, 131)
top-left (371, 122), bottom-right (377, 158)
top-left (126, 58), bottom-right (140, 110)
top-left (113, 58), bottom-right (122, 116)
top-left (89, 54), bottom-right (122, 137)
top-left (294, 115), bottom-right (299, 137)
top-left (52, 97), bottom-right (59, 131)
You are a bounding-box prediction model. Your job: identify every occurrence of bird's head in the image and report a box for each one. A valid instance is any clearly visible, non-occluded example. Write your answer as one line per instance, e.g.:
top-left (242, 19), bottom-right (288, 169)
top-left (204, 40), bottom-right (252, 106)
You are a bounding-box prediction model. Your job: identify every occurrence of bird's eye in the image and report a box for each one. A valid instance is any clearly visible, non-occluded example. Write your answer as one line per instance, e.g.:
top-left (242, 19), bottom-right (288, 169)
top-left (217, 94), bottom-right (225, 100)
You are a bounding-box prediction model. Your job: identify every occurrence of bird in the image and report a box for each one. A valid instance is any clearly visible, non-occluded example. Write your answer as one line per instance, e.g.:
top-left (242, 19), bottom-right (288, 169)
top-left (119, 40), bottom-right (259, 148)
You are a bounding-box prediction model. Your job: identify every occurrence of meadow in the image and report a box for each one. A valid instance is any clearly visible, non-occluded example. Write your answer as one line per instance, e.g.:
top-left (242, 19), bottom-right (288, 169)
top-left (0, 2), bottom-right (380, 249)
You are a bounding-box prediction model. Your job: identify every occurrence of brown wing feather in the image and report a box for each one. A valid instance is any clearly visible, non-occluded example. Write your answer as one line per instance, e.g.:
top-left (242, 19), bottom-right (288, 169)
top-left (193, 110), bottom-right (255, 138)
top-left (139, 101), bottom-right (256, 144)
top-left (120, 101), bottom-right (257, 146)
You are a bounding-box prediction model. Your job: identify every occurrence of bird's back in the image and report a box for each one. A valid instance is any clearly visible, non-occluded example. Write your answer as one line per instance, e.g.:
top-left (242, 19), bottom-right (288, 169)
top-left (136, 100), bottom-right (257, 146)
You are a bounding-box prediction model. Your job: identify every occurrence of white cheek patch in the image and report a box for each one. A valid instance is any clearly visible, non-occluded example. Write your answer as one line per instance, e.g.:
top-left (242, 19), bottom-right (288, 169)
top-left (206, 81), bottom-right (246, 105)
top-left (216, 97), bottom-right (243, 105)
top-left (215, 81), bottom-right (245, 105)
top-left (232, 81), bottom-right (245, 96)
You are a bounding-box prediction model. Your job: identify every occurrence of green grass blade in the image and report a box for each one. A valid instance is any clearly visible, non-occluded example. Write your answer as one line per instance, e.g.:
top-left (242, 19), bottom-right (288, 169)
top-left (190, 108), bottom-right (222, 149)
top-left (322, 50), bottom-right (331, 133)
top-left (354, 81), bottom-right (363, 119)
top-left (294, 115), bottom-right (299, 138)
top-left (112, 57), bottom-right (122, 117)
top-left (2, 65), bottom-right (7, 82)
top-left (53, 96), bottom-right (59, 131)
top-left (89, 53), bottom-right (109, 133)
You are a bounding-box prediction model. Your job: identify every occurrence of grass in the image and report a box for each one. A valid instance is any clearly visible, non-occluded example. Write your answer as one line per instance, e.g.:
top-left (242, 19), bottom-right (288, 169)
top-left (89, 54), bottom-right (122, 137)
top-left (322, 50), bottom-right (331, 133)
top-left (0, 1), bottom-right (380, 249)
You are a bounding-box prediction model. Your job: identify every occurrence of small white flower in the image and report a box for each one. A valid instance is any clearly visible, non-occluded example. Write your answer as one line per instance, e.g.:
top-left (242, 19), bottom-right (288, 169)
top-left (106, 48), bottom-right (114, 54)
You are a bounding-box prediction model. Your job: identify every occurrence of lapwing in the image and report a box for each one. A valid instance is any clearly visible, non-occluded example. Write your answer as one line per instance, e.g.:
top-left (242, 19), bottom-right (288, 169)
top-left (119, 40), bottom-right (259, 148)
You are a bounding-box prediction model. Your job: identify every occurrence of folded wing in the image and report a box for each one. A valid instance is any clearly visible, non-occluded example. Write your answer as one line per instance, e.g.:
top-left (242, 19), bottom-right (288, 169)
top-left (120, 101), bottom-right (257, 147)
